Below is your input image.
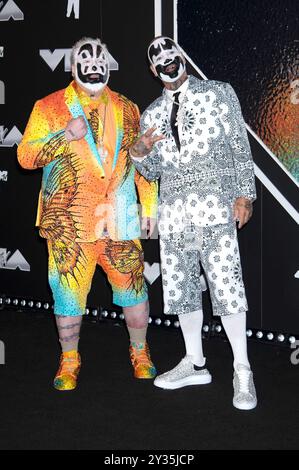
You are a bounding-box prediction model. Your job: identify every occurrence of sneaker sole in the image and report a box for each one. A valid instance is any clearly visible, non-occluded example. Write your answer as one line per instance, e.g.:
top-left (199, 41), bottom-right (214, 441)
top-left (154, 374), bottom-right (212, 390)
top-left (233, 400), bottom-right (257, 410)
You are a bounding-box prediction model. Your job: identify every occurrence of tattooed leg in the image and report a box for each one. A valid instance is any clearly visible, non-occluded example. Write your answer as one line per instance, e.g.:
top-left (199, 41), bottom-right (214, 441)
top-left (55, 314), bottom-right (83, 352)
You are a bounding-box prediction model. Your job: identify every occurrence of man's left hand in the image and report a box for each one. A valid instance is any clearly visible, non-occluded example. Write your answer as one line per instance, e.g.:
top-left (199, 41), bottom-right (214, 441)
top-left (233, 197), bottom-right (253, 229)
top-left (141, 217), bottom-right (157, 239)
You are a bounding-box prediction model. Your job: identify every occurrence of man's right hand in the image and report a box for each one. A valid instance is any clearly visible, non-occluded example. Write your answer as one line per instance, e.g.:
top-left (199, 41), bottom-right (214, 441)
top-left (130, 127), bottom-right (164, 158)
top-left (65, 116), bottom-right (88, 142)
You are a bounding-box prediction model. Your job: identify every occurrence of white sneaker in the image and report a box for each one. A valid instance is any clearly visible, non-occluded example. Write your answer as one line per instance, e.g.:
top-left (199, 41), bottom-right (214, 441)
top-left (233, 364), bottom-right (257, 410)
top-left (154, 356), bottom-right (212, 390)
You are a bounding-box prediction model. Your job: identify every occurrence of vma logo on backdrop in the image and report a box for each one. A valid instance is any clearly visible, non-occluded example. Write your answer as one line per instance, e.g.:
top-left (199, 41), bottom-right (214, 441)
top-left (66, 0), bottom-right (80, 19)
top-left (0, 248), bottom-right (30, 272)
top-left (0, 170), bottom-right (8, 181)
top-left (0, 0), bottom-right (24, 21)
top-left (40, 49), bottom-right (119, 72)
top-left (144, 262), bottom-right (160, 285)
top-left (0, 126), bottom-right (22, 147)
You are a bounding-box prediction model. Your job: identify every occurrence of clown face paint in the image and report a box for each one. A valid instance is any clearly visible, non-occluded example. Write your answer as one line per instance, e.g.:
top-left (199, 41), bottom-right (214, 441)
top-left (74, 40), bottom-right (110, 94)
top-left (148, 37), bottom-right (186, 83)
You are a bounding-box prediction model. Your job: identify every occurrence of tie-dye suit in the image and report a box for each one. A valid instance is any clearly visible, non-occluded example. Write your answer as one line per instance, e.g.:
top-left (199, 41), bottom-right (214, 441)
top-left (18, 82), bottom-right (158, 315)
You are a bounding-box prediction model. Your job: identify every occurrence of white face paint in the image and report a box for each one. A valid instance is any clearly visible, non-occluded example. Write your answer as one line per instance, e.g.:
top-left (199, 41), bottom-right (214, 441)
top-left (148, 37), bottom-right (186, 83)
top-left (74, 40), bottom-right (110, 94)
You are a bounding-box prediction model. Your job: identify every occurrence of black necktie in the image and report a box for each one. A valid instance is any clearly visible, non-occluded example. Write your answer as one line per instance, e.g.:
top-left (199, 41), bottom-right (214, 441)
top-left (170, 91), bottom-right (181, 152)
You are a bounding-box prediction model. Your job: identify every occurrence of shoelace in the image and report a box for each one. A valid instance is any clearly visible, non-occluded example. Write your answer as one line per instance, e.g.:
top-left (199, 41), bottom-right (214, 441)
top-left (131, 347), bottom-right (151, 365)
top-left (59, 356), bottom-right (79, 374)
top-left (237, 370), bottom-right (251, 394)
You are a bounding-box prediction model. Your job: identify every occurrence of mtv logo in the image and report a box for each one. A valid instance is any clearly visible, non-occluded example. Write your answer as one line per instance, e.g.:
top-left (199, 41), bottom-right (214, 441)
top-left (66, 0), bottom-right (80, 19)
top-left (40, 48), bottom-right (119, 72)
top-left (0, 125), bottom-right (22, 147)
top-left (0, 248), bottom-right (30, 271)
top-left (0, 0), bottom-right (24, 21)
top-left (0, 46), bottom-right (3, 57)
top-left (0, 170), bottom-right (8, 181)
top-left (0, 80), bottom-right (4, 104)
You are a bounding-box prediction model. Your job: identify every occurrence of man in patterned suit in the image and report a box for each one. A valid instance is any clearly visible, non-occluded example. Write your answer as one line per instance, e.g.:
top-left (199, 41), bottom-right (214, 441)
top-left (131, 36), bottom-right (257, 410)
top-left (18, 37), bottom-right (158, 390)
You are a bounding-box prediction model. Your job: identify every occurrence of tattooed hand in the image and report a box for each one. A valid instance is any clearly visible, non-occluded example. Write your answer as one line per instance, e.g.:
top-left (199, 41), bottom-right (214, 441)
top-left (65, 116), bottom-right (87, 142)
top-left (233, 197), bottom-right (253, 229)
top-left (130, 127), bottom-right (164, 158)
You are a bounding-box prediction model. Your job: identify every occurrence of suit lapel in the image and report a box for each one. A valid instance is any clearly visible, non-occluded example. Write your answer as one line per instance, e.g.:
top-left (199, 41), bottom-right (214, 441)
top-left (64, 82), bottom-right (105, 175)
top-left (105, 90), bottom-right (126, 191)
top-left (108, 90), bottom-right (123, 173)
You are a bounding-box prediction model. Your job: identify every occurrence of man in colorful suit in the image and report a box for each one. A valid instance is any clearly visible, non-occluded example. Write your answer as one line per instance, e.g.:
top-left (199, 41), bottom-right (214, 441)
top-left (131, 37), bottom-right (257, 410)
top-left (18, 37), bottom-right (158, 390)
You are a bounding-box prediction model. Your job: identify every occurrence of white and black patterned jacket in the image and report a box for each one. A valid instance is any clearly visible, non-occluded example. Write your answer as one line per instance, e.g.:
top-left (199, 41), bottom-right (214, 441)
top-left (133, 75), bottom-right (256, 231)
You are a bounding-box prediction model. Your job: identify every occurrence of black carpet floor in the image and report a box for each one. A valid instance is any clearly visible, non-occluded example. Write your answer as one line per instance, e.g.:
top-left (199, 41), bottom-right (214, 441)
top-left (0, 309), bottom-right (298, 450)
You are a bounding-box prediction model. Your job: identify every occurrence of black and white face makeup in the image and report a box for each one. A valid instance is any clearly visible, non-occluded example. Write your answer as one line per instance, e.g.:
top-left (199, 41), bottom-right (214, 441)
top-left (73, 39), bottom-right (110, 94)
top-left (148, 37), bottom-right (186, 83)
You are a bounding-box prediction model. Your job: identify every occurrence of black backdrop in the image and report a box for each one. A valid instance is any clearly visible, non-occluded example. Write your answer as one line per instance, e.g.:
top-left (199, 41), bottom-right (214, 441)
top-left (0, 0), bottom-right (298, 335)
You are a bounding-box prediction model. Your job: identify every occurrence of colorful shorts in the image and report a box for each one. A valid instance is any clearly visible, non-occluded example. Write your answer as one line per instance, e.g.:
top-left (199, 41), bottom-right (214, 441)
top-left (47, 238), bottom-right (148, 316)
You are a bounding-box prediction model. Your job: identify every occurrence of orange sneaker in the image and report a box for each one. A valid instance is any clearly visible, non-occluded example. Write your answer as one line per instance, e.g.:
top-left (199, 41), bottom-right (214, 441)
top-left (53, 350), bottom-right (81, 391)
top-left (129, 342), bottom-right (157, 379)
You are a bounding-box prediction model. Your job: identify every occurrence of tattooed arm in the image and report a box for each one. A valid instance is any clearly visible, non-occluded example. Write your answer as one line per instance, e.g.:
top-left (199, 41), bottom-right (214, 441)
top-left (131, 127), bottom-right (164, 158)
top-left (130, 111), bottom-right (164, 181)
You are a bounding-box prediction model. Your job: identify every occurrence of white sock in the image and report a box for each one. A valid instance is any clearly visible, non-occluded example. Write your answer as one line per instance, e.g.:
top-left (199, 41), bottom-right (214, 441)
top-left (221, 311), bottom-right (250, 370)
top-left (179, 309), bottom-right (205, 367)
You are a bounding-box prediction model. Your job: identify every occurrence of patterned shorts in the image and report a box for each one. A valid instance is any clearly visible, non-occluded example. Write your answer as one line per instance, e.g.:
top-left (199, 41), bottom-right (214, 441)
top-left (47, 238), bottom-right (148, 316)
top-left (160, 222), bottom-right (248, 316)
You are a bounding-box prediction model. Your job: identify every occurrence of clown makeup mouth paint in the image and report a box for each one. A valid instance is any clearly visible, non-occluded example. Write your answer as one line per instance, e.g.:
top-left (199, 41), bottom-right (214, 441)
top-left (73, 38), bottom-right (110, 94)
top-left (148, 37), bottom-right (186, 83)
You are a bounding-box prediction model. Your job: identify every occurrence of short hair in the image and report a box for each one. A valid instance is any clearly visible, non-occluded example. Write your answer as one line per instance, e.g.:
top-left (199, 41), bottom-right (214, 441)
top-left (70, 37), bottom-right (108, 66)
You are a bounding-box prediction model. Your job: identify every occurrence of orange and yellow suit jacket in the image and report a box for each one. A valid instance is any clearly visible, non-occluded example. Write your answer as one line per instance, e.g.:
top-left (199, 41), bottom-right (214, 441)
top-left (18, 81), bottom-right (158, 242)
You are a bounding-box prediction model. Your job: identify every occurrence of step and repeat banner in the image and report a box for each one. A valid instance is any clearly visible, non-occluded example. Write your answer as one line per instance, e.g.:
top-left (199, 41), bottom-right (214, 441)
top-left (0, 0), bottom-right (166, 318)
top-left (0, 0), bottom-right (298, 333)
